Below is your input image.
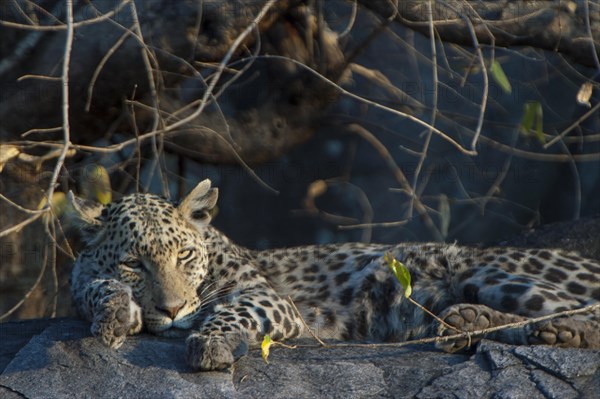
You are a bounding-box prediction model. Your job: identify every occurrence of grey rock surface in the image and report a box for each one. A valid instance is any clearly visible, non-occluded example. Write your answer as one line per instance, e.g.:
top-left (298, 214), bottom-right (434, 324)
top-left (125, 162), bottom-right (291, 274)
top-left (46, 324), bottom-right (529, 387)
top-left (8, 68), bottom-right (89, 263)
top-left (1, 319), bottom-right (599, 398)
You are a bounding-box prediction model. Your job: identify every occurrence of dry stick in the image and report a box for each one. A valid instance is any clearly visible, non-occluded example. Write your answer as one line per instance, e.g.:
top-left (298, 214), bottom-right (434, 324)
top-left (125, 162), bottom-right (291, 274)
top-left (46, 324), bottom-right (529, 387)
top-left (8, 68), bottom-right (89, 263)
top-left (21, 126), bottom-right (62, 137)
top-left (405, 296), bottom-right (462, 335)
top-left (384, 0), bottom-right (488, 153)
top-left (0, 7), bottom-right (53, 75)
top-left (476, 129), bottom-right (518, 217)
top-left (17, 75), bottom-right (61, 81)
top-left (11, 0), bottom-right (37, 25)
top-left (347, 123), bottom-right (444, 241)
top-left (45, 0), bottom-right (74, 211)
top-left (86, 27), bottom-right (134, 111)
top-left (475, 134), bottom-right (600, 162)
top-left (43, 0), bottom-right (75, 320)
top-left (271, 341), bottom-right (298, 350)
top-left (316, 178), bottom-right (373, 241)
top-left (410, 1), bottom-right (438, 220)
top-left (339, 220), bottom-right (408, 229)
top-left (258, 54), bottom-right (476, 156)
top-left (0, 0), bottom-right (75, 240)
top-left (582, 0), bottom-right (600, 71)
top-left (448, 0), bottom-right (491, 151)
top-left (128, 51), bottom-right (235, 146)
top-left (0, 242), bottom-right (49, 321)
top-left (287, 296), bottom-right (328, 347)
top-left (156, 0), bottom-right (279, 135)
top-left (0, 0), bottom-right (76, 316)
top-left (96, 1), bottom-right (276, 194)
top-left (287, 302), bottom-right (600, 350)
top-left (544, 102), bottom-right (600, 149)
top-left (0, 212), bottom-right (44, 238)
top-left (9, 45), bottom-right (600, 165)
top-left (17, 0), bottom-right (63, 24)
top-left (128, 0), bottom-right (165, 195)
top-left (48, 222), bottom-right (58, 317)
top-left (0, 0), bottom-right (132, 31)
top-left (0, 193), bottom-right (46, 214)
top-left (338, 0), bottom-right (358, 40)
top-left (556, 138), bottom-right (582, 220)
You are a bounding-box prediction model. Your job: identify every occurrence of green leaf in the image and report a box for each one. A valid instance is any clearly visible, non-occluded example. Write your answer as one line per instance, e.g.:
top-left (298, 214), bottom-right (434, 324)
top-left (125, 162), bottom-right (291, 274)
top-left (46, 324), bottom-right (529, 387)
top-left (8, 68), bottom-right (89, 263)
top-left (520, 102), bottom-right (544, 143)
top-left (520, 102), bottom-right (534, 136)
top-left (534, 102), bottom-right (544, 143)
top-left (490, 60), bottom-right (512, 94)
top-left (261, 335), bottom-right (272, 364)
top-left (384, 253), bottom-right (412, 298)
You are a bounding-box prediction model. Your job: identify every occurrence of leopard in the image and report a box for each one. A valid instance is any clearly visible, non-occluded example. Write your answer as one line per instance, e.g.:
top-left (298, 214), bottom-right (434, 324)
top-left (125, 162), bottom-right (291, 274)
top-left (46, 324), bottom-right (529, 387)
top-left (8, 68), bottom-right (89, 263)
top-left (69, 179), bottom-right (600, 371)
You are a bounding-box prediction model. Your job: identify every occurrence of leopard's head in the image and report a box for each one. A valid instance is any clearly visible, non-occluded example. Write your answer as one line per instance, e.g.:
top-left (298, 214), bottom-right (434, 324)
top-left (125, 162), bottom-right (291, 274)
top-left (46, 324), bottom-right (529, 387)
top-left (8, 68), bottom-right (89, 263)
top-left (69, 179), bottom-right (219, 335)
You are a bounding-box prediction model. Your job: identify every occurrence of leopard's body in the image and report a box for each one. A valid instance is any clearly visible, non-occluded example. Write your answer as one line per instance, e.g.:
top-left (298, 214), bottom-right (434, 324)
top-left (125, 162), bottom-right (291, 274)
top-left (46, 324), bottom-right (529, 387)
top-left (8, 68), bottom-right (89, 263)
top-left (69, 180), bottom-right (600, 370)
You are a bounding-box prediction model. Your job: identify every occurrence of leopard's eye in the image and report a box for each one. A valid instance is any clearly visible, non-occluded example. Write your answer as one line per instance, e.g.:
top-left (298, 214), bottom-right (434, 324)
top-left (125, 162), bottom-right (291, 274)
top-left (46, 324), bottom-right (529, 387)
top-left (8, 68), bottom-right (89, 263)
top-left (177, 248), bottom-right (195, 264)
top-left (121, 258), bottom-right (145, 272)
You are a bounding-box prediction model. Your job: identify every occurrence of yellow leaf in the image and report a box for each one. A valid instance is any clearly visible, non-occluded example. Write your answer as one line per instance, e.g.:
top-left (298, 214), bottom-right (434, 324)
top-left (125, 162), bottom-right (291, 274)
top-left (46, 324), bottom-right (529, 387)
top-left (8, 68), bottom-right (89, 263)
top-left (0, 144), bottom-right (20, 173)
top-left (307, 180), bottom-right (328, 198)
top-left (81, 165), bottom-right (112, 204)
top-left (490, 60), bottom-right (512, 94)
top-left (37, 192), bottom-right (68, 218)
top-left (261, 335), bottom-right (272, 364)
top-left (384, 253), bottom-right (412, 298)
top-left (576, 82), bottom-right (593, 107)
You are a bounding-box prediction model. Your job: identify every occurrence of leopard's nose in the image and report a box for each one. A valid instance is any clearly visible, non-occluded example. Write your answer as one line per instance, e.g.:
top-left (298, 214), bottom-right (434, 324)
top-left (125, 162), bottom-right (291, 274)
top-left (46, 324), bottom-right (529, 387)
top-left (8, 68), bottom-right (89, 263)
top-left (155, 301), bottom-right (186, 319)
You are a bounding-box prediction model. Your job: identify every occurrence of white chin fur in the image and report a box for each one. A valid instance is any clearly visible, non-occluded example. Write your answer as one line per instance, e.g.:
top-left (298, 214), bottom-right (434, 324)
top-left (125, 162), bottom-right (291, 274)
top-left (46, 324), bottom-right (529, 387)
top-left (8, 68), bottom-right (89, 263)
top-left (146, 314), bottom-right (194, 334)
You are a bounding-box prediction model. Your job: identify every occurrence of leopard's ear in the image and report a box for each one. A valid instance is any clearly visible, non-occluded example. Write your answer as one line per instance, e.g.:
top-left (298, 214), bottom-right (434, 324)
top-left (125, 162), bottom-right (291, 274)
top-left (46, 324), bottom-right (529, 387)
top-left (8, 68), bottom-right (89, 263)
top-left (178, 179), bottom-right (218, 227)
top-left (67, 191), bottom-right (104, 242)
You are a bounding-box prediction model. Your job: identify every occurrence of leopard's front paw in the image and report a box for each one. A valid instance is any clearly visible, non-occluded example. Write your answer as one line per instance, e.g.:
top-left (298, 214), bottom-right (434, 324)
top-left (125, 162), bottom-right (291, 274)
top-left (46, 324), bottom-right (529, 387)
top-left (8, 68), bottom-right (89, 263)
top-left (92, 291), bottom-right (142, 349)
top-left (186, 335), bottom-right (234, 371)
top-left (186, 332), bottom-right (248, 371)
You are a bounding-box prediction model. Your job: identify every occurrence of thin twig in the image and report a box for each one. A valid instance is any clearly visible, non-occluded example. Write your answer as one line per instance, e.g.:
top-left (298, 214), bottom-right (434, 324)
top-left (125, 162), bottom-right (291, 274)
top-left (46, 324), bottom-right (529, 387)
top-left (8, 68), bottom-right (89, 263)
top-left (128, 0), bottom-right (164, 194)
top-left (156, 0), bottom-right (279, 136)
top-left (582, 0), bottom-right (600, 71)
top-left (346, 123), bottom-right (444, 241)
top-left (406, 297), bottom-right (462, 334)
top-left (410, 0), bottom-right (438, 219)
top-left (0, 241), bottom-right (49, 321)
top-left (272, 302), bottom-right (600, 351)
top-left (338, 220), bottom-right (409, 229)
top-left (338, 0), bottom-right (358, 39)
top-left (0, 0), bottom-right (132, 31)
top-left (544, 102), bottom-right (600, 149)
top-left (85, 27), bottom-right (134, 111)
top-left (0, 193), bottom-right (46, 214)
top-left (287, 296), bottom-right (328, 347)
top-left (0, 213), bottom-right (44, 238)
top-left (258, 54), bottom-right (477, 156)
top-left (43, 0), bottom-right (74, 208)
top-left (556, 138), bottom-right (581, 220)
top-left (17, 74), bottom-right (61, 81)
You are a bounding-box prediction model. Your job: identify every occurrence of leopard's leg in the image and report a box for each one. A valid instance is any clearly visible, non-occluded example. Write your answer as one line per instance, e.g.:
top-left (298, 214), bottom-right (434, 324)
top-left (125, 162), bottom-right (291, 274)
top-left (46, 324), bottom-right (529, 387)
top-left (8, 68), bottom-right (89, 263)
top-left (436, 303), bottom-right (600, 352)
top-left (73, 278), bottom-right (142, 349)
top-left (186, 283), bottom-right (303, 371)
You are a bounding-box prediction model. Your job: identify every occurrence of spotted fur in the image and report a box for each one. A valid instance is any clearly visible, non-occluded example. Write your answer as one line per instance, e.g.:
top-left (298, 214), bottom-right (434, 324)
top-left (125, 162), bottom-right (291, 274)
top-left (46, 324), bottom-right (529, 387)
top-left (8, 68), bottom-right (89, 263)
top-left (69, 179), bottom-right (600, 370)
